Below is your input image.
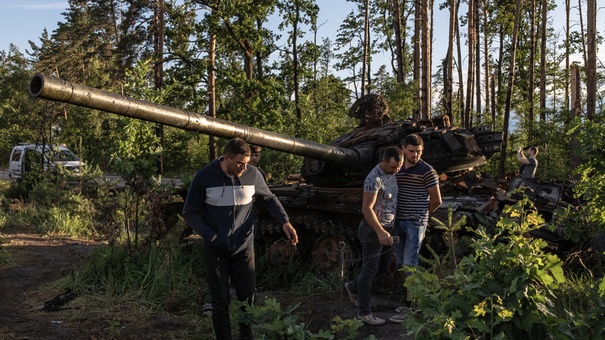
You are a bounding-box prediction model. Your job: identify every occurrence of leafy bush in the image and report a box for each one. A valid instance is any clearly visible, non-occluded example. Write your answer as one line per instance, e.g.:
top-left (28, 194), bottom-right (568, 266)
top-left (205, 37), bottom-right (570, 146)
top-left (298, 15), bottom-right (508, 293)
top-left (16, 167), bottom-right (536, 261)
top-left (2, 180), bottom-right (29, 203)
top-left (232, 298), bottom-right (347, 340)
top-left (403, 198), bottom-right (567, 339)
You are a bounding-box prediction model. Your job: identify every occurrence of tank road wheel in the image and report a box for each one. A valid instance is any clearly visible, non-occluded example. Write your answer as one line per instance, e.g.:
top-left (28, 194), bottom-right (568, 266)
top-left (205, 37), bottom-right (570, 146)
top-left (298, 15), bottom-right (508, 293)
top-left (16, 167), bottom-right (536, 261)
top-left (267, 238), bottom-right (298, 266)
top-left (312, 235), bottom-right (359, 276)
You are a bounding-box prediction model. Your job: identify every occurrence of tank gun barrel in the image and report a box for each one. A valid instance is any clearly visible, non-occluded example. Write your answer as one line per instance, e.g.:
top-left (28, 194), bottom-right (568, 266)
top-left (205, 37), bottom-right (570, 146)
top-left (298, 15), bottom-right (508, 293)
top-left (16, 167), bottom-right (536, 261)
top-left (28, 73), bottom-right (361, 165)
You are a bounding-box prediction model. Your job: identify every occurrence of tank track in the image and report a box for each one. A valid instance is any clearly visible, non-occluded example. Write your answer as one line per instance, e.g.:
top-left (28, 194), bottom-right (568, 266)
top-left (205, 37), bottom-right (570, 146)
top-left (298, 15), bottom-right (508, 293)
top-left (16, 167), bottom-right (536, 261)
top-left (257, 212), bottom-right (359, 242)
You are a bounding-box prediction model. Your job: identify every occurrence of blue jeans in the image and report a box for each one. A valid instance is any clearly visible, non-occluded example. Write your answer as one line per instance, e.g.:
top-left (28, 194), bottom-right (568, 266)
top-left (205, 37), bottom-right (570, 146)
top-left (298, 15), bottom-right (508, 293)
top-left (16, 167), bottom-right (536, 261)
top-left (349, 220), bottom-right (392, 316)
top-left (392, 219), bottom-right (426, 269)
top-left (203, 244), bottom-right (255, 340)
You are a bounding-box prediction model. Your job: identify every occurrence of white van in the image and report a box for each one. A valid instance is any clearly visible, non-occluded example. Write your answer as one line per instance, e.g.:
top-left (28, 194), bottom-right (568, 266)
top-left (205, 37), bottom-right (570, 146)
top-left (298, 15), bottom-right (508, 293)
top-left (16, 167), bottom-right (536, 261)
top-left (8, 144), bottom-right (86, 179)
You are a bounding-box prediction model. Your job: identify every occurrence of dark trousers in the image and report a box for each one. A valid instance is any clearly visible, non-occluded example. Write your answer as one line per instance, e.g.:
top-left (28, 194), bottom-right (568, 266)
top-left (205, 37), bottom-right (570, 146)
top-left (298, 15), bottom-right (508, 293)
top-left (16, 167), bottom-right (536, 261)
top-left (203, 244), bottom-right (255, 340)
top-left (350, 221), bottom-right (392, 316)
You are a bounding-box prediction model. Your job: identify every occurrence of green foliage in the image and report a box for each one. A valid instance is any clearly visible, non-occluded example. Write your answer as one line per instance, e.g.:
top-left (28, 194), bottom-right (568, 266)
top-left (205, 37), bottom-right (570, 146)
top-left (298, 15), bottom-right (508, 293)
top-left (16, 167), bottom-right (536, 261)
top-left (1, 199), bottom-right (50, 232)
top-left (0, 48), bottom-right (44, 165)
top-left (232, 298), bottom-right (334, 339)
top-left (429, 206), bottom-right (469, 271)
top-left (0, 173), bottom-right (99, 237)
top-left (330, 315), bottom-right (364, 340)
top-left (570, 120), bottom-right (605, 227)
top-left (376, 76), bottom-right (418, 121)
top-left (45, 205), bottom-right (95, 237)
top-left (555, 120), bottom-right (605, 243)
top-left (104, 319), bottom-right (123, 339)
top-left (290, 272), bottom-right (342, 294)
top-left (2, 180), bottom-right (29, 203)
top-left (552, 273), bottom-right (605, 337)
top-left (403, 198), bottom-right (567, 338)
top-left (112, 60), bottom-right (164, 183)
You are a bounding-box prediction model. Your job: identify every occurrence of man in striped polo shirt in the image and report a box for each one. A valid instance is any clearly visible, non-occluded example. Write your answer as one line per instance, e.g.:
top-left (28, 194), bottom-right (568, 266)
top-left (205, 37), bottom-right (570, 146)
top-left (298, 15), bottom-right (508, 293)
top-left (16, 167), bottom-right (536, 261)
top-left (389, 134), bottom-right (442, 323)
top-left (393, 134), bottom-right (442, 270)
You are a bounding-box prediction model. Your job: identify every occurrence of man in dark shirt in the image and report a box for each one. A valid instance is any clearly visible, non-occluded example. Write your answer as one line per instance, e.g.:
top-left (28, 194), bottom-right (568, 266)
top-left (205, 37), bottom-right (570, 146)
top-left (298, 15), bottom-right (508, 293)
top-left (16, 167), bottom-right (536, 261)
top-left (517, 146), bottom-right (539, 178)
top-left (182, 138), bottom-right (298, 340)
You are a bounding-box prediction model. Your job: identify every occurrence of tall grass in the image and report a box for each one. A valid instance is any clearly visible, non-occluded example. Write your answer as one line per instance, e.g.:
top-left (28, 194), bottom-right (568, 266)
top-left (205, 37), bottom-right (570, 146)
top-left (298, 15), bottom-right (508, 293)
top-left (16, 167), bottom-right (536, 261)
top-left (0, 235), bottom-right (10, 265)
top-left (63, 235), bottom-right (205, 312)
top-left (1, 201), bottom-right (51, 232)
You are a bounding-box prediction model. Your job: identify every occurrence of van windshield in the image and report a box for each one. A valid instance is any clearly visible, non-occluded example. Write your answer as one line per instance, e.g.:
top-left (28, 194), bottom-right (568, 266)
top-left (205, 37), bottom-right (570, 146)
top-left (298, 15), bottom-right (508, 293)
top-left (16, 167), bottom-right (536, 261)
top-left (47, 149), bottom-right (80, 162)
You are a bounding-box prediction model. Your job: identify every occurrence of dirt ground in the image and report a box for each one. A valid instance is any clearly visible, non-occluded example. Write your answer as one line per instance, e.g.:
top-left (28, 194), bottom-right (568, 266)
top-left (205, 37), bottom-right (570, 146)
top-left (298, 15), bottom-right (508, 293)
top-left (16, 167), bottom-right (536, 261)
top-left (0, 228), bottom-right (412, 339)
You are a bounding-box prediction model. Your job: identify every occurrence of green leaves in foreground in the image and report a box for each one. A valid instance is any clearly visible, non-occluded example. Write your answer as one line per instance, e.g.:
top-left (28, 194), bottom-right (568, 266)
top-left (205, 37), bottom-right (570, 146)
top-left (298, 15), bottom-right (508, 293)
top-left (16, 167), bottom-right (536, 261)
top-left (403, 198), bottom-right (568, 339)
top-left (232, 298), bottom-right (335, 339)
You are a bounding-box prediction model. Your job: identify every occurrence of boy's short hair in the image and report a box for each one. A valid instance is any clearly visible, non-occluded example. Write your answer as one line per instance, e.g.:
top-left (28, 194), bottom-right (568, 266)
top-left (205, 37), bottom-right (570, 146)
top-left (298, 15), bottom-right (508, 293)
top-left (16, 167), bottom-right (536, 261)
top-left (250, 145), bottom-right (263, 153)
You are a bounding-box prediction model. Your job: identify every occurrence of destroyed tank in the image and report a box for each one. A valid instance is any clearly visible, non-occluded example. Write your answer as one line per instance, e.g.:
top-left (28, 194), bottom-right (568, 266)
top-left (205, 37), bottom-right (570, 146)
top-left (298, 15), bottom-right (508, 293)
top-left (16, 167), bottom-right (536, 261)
top-left (28, 73), bottom-right (504, 272)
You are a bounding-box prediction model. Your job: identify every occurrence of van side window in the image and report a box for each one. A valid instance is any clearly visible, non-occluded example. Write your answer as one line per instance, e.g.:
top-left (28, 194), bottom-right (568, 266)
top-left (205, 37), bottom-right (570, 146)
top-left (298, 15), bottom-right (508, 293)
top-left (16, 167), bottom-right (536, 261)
top-left (11, 150), bottom-right (22, 162)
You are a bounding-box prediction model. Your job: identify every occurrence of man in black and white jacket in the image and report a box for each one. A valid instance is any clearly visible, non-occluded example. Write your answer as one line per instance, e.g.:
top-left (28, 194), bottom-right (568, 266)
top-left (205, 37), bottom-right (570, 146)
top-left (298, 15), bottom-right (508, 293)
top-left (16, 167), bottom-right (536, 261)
top-left (183, 138), bottom-right (298, 340)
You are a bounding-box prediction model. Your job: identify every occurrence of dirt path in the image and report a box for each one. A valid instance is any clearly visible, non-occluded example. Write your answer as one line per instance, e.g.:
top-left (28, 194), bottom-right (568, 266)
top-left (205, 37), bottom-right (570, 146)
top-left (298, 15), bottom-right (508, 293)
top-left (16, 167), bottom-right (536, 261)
top-left (0, 230), bottom-right (100, 339)
top-left (0, 230), bottom-right (411, 339)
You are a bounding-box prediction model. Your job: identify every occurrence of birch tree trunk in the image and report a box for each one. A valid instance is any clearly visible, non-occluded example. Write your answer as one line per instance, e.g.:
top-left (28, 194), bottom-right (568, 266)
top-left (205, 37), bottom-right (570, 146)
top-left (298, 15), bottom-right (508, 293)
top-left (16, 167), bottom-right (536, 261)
top-left (464, 0), bottom-right (475, 128)
top-left (483, 1), bottom-right (491, 123)
top-left (292, 3), bottom-right (301, 120)
top-left (564, 0), bottom-right (570, 112)
top-left (497, 26), bottom-right (504, 111)
top-left (456, 3), bottom-right (465, 125)
top-left (475, 0), bottom-right (482, 117)
top-left (392, 0), bottom-right (404, 83)
top-left (413, 0), bottom-right (421, 120)
top-left (362, 0), bottom-right (370, 96)
top-left (421, 0), bottom-right (431, 119)
top-left (539, 0), bottom-right (547, 121)
top-left (578, 0), bottom-right (587, 65)
top-left (498, 0), bottom-right (522, 177)
top-left (208, 33), bottom-right (217, 161)
top-left (528, 0), bottom-right (536, 137)
top-left (586, 0), bottom-right (596, 121)
top-left (445, 0), bottom-right (456, 120)
top-left (570, 64), bottom-right (581, 171)
top-left (491, 73), bottom-right (496, 128)
top-left (154, 0), bottom-right (165, 175)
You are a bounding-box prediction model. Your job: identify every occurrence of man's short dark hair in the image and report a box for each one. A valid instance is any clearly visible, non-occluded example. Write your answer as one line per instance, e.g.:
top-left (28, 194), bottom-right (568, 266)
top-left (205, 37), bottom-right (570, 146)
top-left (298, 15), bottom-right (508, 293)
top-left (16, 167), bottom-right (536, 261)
top-left (250, 145), bottom-right (262, 153)
top-left (402, 134), bottom-right (424, 147)
top-left (529, 146), bottom-right (538, 156)
top-left (382, 146), bottom-right (403, 163)
top-left (224, 138), bottom-right (251, 157)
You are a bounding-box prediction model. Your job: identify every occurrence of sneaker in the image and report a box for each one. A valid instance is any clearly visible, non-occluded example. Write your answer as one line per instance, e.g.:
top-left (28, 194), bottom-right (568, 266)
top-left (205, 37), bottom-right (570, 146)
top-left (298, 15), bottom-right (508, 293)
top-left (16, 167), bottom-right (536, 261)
top-left (344, 282), bottom-right (358, 307)
top-left (389, 313), bottom-right (405, 323)
top-left (395, 306), bottom-right (405, 313)
top-left (357, 313), bottom-right (386, 326)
